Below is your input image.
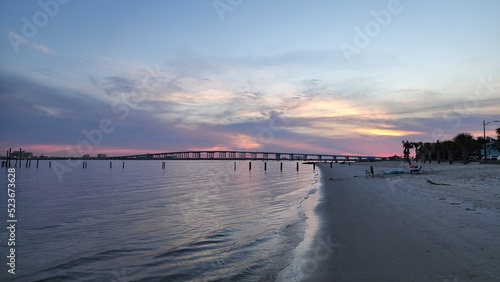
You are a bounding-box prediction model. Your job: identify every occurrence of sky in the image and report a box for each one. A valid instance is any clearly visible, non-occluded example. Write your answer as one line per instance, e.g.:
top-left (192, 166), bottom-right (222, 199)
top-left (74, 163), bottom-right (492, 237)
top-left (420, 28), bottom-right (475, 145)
top-left (0, 0), bottom-right (499, 157)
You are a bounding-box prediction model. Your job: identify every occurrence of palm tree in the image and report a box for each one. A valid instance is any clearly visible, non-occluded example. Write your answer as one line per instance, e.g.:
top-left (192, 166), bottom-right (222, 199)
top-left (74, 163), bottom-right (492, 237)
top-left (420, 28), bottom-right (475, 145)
top-left (419, 142), bottom-right (434, 163)
top-left (441, 140), bottom-right (456, 164)
top-left (411, 142), bottom-right (421, 163)
top-left (435, 140), bottom-right (442, 163)
top-left (402, 140), bottom-right (412, 163)
top-left (471, 137), bottom-right (483, 161)
top-left (453, 133), bottom-right (474, 164)
top-left (495, 127), bottom-right (500, 151)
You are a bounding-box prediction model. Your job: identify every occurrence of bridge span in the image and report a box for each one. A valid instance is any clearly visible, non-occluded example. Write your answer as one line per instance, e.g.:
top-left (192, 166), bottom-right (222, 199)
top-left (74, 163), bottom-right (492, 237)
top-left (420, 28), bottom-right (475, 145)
top-left (109, 150), bottom-right (380, 162)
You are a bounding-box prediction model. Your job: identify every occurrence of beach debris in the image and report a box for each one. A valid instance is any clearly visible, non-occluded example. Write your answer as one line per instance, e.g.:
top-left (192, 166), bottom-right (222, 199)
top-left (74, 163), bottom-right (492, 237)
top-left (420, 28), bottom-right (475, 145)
top-left (425, 179), bottom-right (451, 186)
top-left (383, 169), bottom-right (405, 175)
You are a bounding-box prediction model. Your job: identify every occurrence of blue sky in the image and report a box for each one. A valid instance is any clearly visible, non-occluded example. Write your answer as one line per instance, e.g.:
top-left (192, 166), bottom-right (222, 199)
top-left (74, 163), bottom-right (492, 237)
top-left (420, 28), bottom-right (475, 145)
top-left (1, 0), bottom-right (499, 157)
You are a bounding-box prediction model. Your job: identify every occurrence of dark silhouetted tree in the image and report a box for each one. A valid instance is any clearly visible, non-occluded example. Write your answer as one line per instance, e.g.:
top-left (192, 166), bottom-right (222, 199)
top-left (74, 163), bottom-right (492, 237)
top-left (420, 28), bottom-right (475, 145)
top-left (402, 140), bottom-right (412, 163)
top-left (496, 127), bottom-right (500, 151)
top-left (441, 140), bottom-right (457, 164)
top-left (453, 133), bottom-right (474, 164)
top-left (435, 140), bottom-right (442, 163)
top-left (411, 142), bottom-right (421, 163)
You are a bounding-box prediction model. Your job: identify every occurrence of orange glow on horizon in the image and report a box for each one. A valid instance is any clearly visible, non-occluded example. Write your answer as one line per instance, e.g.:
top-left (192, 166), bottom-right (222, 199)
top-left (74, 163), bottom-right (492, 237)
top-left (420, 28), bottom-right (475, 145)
top-left (291, 99), bottom-right (363, 118)
top-left (357, 128), bottom-right (425, 137)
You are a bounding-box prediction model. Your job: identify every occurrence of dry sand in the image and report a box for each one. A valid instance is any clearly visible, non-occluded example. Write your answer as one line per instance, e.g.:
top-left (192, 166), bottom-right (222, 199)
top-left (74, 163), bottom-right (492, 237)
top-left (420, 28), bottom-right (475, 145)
top-left (277, 161), bottom-right (500, 281)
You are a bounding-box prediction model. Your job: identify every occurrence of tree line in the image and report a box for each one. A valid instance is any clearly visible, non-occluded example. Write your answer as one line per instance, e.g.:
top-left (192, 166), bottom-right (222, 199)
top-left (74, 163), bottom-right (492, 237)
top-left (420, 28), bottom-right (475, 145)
top-left (402, 127), bottom-right (500, 164)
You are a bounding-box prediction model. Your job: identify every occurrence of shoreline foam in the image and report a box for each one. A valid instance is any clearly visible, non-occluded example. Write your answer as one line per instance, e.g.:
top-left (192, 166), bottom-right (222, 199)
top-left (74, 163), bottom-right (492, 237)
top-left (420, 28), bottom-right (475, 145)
top-left (277, 161), bottom-right (500, 281)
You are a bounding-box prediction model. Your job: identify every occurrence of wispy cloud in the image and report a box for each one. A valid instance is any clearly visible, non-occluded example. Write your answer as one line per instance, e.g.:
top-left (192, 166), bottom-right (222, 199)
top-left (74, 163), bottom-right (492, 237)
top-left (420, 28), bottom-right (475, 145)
top-left (1, 48), bottom-right (499, 156)
top-left (7, 32), bottom-right (58, 55)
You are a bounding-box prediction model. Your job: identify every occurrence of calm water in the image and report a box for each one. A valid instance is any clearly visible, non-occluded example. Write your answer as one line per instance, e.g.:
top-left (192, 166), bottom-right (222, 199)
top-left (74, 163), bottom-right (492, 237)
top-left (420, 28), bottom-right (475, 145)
top-left (0, 160), bottom-right (319, 281)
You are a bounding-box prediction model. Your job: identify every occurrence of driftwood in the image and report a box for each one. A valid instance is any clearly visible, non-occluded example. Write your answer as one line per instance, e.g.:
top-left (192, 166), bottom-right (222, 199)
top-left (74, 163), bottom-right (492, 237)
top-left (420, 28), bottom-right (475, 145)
top-left (426, 179), bottom-right (451, 186)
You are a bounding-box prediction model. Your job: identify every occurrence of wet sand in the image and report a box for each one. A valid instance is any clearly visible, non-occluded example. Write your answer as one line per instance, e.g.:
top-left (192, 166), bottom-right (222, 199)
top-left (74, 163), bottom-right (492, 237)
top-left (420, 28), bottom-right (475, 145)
top-left (277, 161), bottom-right (500, 281)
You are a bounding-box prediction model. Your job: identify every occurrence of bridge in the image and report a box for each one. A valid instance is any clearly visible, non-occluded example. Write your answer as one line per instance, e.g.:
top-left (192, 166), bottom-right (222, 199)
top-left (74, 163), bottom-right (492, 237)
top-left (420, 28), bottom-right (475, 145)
top-left (109, 150), bottom-right (380, 162)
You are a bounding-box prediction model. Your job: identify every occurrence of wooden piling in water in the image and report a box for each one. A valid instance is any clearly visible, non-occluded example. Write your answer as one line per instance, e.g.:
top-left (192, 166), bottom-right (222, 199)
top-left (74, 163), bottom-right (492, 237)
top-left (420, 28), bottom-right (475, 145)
top-left (110, 161), bottom-right (112, 169)
top-left (49, 161), bottom-right (51, 168)
top-left (330, 162), bottom-right (332, 168)
top-left (234, 162), bottom-right (236, 171)
top-left (249, 161), bottom-right (252, 170)
top-left (264, 162), bottom-right (267, 171)
top-left (122, 161), bottom-right (125, 169)
top-left (8, 148), bottom-right (11, 168)
top-left (19, 148), bottom-right (22, 168)
top-left (296, 162), bottom-right (299, 171)
top-left (313, 162), bottom-right (315, 170)
top-left (36, 159), bottom-right (39, 168)
top-left (280, 162), bottom-right (283, 171)
top-left (162, 162), bottom-right (165, 170)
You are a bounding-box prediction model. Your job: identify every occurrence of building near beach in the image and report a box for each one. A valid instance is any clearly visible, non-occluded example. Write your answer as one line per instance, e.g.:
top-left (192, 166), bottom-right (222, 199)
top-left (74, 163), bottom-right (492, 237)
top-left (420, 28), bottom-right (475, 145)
top-left (11, 151), bottom-right (33, 159)
top-left (485, 141), bottom-right (500, 159)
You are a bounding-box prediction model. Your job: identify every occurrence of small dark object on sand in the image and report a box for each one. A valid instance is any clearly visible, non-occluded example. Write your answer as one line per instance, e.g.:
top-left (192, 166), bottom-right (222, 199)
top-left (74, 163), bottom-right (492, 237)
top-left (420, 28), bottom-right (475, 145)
top-left (426, 179), bottom-right (451, 186)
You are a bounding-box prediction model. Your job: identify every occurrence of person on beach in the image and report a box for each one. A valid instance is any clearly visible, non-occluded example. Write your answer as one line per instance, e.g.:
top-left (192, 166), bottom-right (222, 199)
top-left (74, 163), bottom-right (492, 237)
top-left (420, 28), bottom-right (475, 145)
top-left (370, 165), bottom-right (374, 178)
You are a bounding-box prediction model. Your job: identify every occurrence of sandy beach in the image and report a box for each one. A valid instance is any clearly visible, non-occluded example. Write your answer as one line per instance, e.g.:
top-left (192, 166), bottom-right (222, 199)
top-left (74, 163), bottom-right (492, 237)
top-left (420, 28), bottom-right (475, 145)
top-left (277, 161), bottom-right (500, 281)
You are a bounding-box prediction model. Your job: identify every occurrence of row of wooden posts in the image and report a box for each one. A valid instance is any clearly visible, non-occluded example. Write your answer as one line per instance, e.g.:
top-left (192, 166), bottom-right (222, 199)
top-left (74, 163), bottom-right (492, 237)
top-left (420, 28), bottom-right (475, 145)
top-left (1, 159), bottom-right (128, 170)
top-left (1, 148), bottom-right (42, 168)
top-left (2, 160), bottom-right (329, 171)
top-left (161, 161), bottom-right (328, 171)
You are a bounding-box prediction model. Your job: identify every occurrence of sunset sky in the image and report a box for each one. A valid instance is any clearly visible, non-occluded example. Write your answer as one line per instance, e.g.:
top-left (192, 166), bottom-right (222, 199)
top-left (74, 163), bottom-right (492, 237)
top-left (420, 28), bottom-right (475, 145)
top-left (1, 0), bottom-right (499, 157)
